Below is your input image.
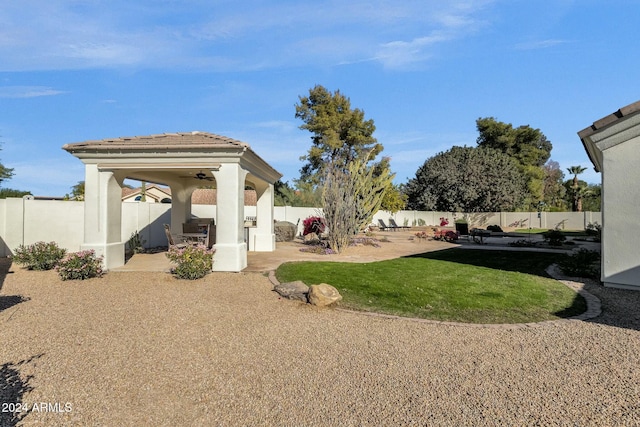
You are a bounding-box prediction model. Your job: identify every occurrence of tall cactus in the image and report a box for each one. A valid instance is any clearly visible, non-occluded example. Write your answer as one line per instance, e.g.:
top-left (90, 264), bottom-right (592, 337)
top-left (322, 155), bottom-right (394, 253)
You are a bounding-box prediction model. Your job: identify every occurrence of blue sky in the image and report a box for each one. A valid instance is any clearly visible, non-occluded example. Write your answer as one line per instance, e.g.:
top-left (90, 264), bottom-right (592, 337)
top-left (1, 0), bottom-right (638, 196)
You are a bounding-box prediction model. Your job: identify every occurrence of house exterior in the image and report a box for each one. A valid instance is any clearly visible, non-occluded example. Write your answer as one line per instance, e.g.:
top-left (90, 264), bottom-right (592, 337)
top-left (122, 184), bottom-right (172, 203)
top-left (122, 185), bottom-right (258, 206)
top-left (579, 100), bottom-right (640, 290)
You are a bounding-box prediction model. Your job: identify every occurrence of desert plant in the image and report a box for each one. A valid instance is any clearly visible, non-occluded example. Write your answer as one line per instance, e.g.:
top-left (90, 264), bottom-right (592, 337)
top-left (299, 244), bottom-right (336, 255)
top-left (126, 230), bottom-right (146, 254)
top-left (56, 250), bottom-right (104, 280)
top-left (585, 222), bottom-right (602, 242)
top-left (166, 244), bottom-right (215, 280)
top-left (12, 241), bottom-right (67, 270)
top-left (558, 249), bottom-right (600, 278)
top-left (542, 229), bottom-right (566, 246)
top-left (417, 218), bottom-right (426, 226)
top-left (302, 216), bottom-right (325, 236)
top-left (508, 239), bottom-right (537, 247)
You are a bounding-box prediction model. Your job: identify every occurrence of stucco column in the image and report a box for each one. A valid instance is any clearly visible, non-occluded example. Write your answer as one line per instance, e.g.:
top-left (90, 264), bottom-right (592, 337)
top-left (168, 185), bottom-right (193, 235)
top-left (212, 164), bottom-right (247, 271)
top-left (252, 181), bottom-right (276, 251)
top-left (82, 164), bottom-right (125, 269)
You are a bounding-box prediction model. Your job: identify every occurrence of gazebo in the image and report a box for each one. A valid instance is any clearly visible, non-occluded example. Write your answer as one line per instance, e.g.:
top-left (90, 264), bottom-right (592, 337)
top-left (63, 132), bottom-right (282, 272)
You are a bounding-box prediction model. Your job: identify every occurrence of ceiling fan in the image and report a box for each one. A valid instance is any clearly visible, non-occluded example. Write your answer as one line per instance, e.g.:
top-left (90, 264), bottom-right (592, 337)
top-left (179, 170), bottom-right (215, 181)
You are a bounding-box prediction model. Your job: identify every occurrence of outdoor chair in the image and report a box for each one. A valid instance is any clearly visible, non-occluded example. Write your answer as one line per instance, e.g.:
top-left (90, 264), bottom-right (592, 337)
top-left (163, 224), bottom-right (188, 250)
top-left (389, 218), bottom-right (409, 230)
top-left (378, 219), bottom-right (393, 231)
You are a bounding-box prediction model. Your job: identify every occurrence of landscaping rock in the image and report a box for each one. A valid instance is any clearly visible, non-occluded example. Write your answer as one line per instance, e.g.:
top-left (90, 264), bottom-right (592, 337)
top-left (275, 221), bottom-right (297, 242)
top-left (274, 280), bottom-right (309, 302)
top-left (308, 283), bottom-right (342, 307)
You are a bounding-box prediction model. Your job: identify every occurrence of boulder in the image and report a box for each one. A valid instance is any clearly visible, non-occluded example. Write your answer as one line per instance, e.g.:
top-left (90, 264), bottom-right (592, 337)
top-left (274, 280), bottom-right (309, 302)
top-left (275, 221), bottom-right (297, 242)
top-left (308, 283), bottom-right (342, 307)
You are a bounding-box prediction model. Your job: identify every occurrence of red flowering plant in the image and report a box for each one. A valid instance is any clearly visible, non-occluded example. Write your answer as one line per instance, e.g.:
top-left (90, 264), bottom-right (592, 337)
top-left (302, 216), bottom-right (326, 236)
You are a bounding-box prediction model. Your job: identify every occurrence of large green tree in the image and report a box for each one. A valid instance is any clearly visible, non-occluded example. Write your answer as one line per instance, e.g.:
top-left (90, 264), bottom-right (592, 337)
top-left (542, 160), bottom-right (567, 210)
top-left (405, 146), bottom-right (526, 212)
top-left (295, 85), bottom-right (383, 185)
top-left (476, 117), bottom-right (552, 209)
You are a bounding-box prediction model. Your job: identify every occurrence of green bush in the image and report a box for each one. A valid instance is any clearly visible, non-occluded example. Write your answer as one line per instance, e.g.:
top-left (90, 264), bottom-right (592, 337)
top-left (166, 244), bottom-right (215, 280)
top-left (558, 249), bottom-right (600, 279)
top-left (56, 250), bottom-right (104, 280)
top-left (12, 241), bottom-right (67, 270)
top-left (542, 229), bottom-right (566, 246)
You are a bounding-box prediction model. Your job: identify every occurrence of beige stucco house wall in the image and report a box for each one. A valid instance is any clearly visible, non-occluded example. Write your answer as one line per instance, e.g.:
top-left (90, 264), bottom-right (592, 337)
top-left (579, 100), bottom-right (640, 290)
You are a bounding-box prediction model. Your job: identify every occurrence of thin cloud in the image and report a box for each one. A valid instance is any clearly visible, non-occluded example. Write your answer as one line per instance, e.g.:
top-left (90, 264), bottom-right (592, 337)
top-left (0, 86), bottom-right (66, 98)
top-left (515, 39), bottom-right (571, 50)
top-left (0, 0), bottom-right (499, 72)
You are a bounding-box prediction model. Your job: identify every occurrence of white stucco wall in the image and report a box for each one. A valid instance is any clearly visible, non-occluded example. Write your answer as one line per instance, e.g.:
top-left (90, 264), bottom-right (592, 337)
top-left (601, 135), bottom-right (640, 289)
top-left (0, 197), bottom-right (601, 258)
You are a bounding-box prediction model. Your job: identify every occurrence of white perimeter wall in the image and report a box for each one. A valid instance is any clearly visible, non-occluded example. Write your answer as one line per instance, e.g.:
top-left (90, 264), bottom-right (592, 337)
top-left (0, 198), bottom-right (601, 257)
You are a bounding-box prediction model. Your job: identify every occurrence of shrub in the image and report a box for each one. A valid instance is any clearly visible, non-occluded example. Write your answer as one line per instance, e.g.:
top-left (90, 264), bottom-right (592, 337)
top-left (433, 230), bottom-right (459, 242)
top-left (126, 230), bottom-right (146, 254)
top-left (558, 249), bottom-right (600, 278)
top-left (166, 244), bottom-right (215, 280)
top-left (12, 241), bottom-right (67, 270)
top-left (487, 224), bottom-right (503, 232)
top-left (585, 222), bottom-right (602, 242)
top-left (56, 250), bottom-right (104, 280)
top-left (509, 239), bottom-right (536, 247)
top-left (302, 216), bottom-right (325, 236)
top-left (299, 244), bottom-right (336, 255)
top-left (542, 229), bottom-right (566, 246)
top-left (350, 237), bottom-right (381, 248)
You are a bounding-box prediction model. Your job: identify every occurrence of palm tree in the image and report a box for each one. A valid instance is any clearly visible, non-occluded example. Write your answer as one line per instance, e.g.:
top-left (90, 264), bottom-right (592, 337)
top-left (567, 166), bottom-right (587, 211)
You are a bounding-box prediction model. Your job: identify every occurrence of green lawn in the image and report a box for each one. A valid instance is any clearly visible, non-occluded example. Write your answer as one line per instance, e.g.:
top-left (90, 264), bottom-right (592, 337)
top-left (276, 249), bottom-right (586, 324)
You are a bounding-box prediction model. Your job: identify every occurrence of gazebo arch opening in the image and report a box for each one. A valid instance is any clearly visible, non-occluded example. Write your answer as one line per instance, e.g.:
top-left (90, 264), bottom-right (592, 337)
top-left (63, 132), bottom-right (282, 272)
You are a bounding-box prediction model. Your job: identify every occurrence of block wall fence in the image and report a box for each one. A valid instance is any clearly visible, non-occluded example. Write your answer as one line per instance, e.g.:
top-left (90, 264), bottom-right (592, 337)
top-left (0, 198), bottom-right (601, 257)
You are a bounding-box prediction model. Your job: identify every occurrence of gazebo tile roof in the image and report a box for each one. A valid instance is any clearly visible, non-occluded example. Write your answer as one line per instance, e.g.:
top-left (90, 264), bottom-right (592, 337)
top-left (63, 131), bottom-right (250, 150)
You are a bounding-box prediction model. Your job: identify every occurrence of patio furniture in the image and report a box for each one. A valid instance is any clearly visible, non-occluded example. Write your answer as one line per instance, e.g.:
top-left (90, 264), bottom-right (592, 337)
top-left (378, 219), bottom-right (392, 231)
top-left (389, 218), bottom-right (409, 229)
top-left (180, 223), bottom-right (208, 246)
top-left (470, 228), bottom-right (491, 244)
top-left (163, 224), bottom-right (188, 250)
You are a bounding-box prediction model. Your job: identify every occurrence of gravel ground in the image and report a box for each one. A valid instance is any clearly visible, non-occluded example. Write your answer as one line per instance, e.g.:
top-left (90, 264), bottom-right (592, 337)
top-left (1, 258), bottom-right (640, 426)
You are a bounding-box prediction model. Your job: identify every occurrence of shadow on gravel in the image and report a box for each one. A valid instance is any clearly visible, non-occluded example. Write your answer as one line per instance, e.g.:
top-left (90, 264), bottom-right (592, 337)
top-left (0, 257), bottom-right (13, 292)
top-left (0, 258), bottom-right (29, 315)
top-left (0, 354), bottom-right (43, 427)
top-left (583, 283), bottom-right (640, 332)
